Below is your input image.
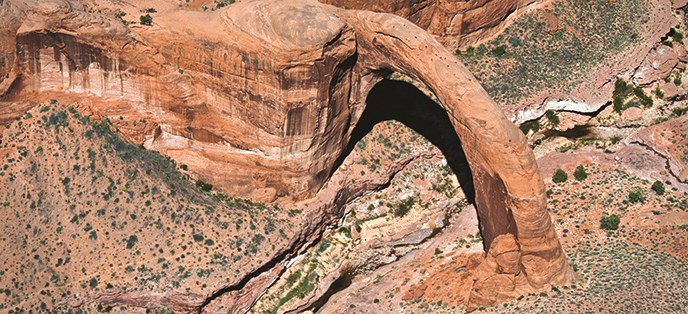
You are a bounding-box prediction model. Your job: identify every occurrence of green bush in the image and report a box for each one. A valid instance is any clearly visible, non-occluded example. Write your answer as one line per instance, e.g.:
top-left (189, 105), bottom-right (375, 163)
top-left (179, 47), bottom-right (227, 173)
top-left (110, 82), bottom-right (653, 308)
top-left (519, 120), bottom-right (540, 134)
top-left (612, 79), bottom-right (634, 113)
top-left (653, 87), bottom-right (664, 99)
top-left (600, 214), bottom-right (620, 230)
top-left (126, 235), bottom-right (138, 249)
top-left (140, 14), bottom-right (153, 26)
top-left (573, 165), bottom-right (588, 181)
top-left (545, 109), bottom-right (560, 127)
top-left (633, 87), bottom-right (653, 107)
top-left (613, 95), bottom-right (625, 113)
top-left (628, 187), bottom-right (646, 203)
top-left (614, 78), bottom-right (633, 98)
top-left (672, 106), bottom-right (688, 117)
top-left (393, 197), bottom-right (415, 217)
top-left (491, 45), bottom-right (507, 57)
top-left (670, 28), bottom-right (684, 42)
top-left (552, 169), bottom-right (568, 183)
top-left (115, 11), bottom-right (127, 24)
top-left (215, 0), bottom-right (236, 8)
top-left (651, 181), bottom-right (665, 195)
top-left (196, 180), bottom-right (213, 192)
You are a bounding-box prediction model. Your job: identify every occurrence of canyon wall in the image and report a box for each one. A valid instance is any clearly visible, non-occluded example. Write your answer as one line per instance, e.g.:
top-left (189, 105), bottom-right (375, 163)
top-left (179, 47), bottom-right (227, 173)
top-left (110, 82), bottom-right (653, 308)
top-left (320, 0), bottom-right (544, 49)
top-left (1, 0), bottom-right (572, 308)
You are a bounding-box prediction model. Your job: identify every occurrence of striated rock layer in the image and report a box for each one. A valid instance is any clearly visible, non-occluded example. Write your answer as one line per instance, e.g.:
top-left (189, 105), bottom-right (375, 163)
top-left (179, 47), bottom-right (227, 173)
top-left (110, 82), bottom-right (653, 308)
top-left (0, 0), bottom-right (573, 309)
top-left (320, 0), bottom-right (547, 49)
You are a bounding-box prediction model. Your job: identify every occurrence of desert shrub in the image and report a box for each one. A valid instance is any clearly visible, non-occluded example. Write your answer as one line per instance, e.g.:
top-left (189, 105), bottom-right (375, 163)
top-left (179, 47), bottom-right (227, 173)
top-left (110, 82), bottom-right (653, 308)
top-left (573, 165), bottom-right (588, 181)
top-left (614, 78), bottom-right (633, 98)
top-left (393, 197), bottom-right (416, 217)
top-left (126, 235), bottom-right (138, 249)
top-left (338, 226), bottom-right (351, 238)
top-left (215, 0), bottom-right (235, 8)
top-left (600, 214), bottom-right (620, 230)
top-left (196, 180), bottom-right (213, 192)
top-left (552, 169), bottom-right (568, 183)
top-left (670, 28), bottom-right (684, 42)
top-left (651, 180), bottom-right (665, 195)
top-left (519, 120), bottom-right (540, 134)
top-left (193, 234), bottom-right (204, 242)
top-left (672, 106), bottom-right (688, 117)
top-left (508, 37), bottom-right (521, 46)
top-left (613, 79), bottom-right (634, 113)
top-left (653, 86), bottom-right (664, 99)
top-left (613, 95), bottom-right (625, 113)
top-left (628, 187), bottom-right (646, 203)
top-left (545, 109), bottom-right (560, 127)
top-left (491, 45), bottom-right (507, 57)
top-left (140, 14), bottom-right (153, 25)
top-left (633, 86), bottom-right (653, 107)
top-left (115, 11), bottom-right (126, 22)
top-left (46, 111), bottom-right (69, 127)
top-left (315, 239), bottom-right (331, 253)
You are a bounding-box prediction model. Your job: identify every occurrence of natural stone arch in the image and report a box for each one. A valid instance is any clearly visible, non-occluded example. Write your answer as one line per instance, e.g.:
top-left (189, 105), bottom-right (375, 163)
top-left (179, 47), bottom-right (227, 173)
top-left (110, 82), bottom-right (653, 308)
top-left (221, 0), bottom-right (573, 300)
top-left (0, 0), bottom-right (575, 308)
top-left (328, 9), bottom-right (575, 299)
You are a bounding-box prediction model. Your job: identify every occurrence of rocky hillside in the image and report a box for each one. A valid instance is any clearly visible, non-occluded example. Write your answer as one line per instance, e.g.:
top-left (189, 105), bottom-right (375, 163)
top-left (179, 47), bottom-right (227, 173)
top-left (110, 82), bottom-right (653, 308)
top-left (0, 102), bottom-right (300, 313)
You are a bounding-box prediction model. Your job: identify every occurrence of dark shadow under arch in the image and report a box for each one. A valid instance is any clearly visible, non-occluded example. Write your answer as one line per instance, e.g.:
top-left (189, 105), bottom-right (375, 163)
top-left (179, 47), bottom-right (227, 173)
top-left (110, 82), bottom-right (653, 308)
top-left (335, 79), bottom-right (476, 204)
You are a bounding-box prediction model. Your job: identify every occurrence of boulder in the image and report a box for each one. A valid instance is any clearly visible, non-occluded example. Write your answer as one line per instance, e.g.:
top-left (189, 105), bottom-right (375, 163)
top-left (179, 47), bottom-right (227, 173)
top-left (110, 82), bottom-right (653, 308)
top-left (672, 0), bottom-right (688, 8)
top-left (622, 106), bottom-right (644, 121)
top-left (660, 81), bottom-right (681, 99)
top-left (634, 45), bottom-right (679, 85)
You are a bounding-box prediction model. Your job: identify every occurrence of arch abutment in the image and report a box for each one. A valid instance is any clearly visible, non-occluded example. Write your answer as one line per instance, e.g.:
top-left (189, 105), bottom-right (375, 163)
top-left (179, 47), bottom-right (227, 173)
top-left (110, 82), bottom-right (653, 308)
top-left (340, 9), bottom-right (574, 291)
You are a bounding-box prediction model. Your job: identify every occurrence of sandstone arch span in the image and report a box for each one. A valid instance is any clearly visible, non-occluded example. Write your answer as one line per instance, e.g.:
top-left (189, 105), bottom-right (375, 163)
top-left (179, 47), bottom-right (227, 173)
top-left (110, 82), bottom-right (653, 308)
top-left (1, 0), bottom-right (573, 308)
top-left (336, 9), bottom-right (575, 294)
top-left (223, 0), bottom-right (575, 302)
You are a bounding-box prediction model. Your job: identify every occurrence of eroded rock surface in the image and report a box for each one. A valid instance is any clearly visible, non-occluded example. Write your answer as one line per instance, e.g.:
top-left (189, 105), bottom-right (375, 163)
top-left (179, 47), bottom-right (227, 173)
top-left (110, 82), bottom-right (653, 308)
top-left (0, 0), bottom-right (572, 311)
top-left (320, 0), bottom-right (546, 49)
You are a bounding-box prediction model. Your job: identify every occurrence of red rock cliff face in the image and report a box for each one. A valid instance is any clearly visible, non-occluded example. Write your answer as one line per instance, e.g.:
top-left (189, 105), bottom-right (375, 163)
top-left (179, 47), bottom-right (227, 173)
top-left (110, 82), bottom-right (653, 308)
top-left (319, 0), bottom-right (544, 49)
top-left (1, 0), bottom-right (573, 308)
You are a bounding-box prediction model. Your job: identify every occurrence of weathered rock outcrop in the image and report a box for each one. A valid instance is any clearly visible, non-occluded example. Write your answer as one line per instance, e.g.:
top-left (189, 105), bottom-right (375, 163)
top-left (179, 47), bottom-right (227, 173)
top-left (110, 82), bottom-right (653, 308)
top-left (0, 0), bottom-right (573, 310)
top-left (320, 0), bottom-right (545, 49)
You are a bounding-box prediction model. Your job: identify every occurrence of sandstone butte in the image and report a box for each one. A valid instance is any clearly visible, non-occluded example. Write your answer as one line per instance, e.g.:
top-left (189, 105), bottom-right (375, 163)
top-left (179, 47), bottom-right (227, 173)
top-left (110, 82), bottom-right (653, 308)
top-left (0, 0), bottom-right (574, 311)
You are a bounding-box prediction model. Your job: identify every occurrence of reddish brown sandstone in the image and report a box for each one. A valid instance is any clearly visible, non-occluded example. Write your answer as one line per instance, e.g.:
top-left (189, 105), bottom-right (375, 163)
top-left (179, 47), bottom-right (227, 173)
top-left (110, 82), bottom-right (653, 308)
top-left (0, 0), bottom-right (573, 310)
top-left (319, 0), bottom-right (546, 49)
